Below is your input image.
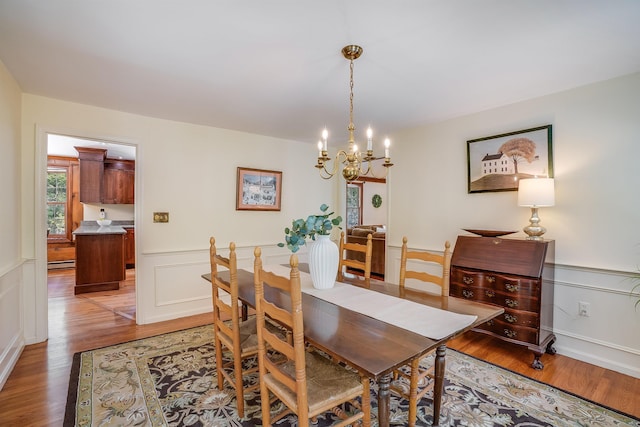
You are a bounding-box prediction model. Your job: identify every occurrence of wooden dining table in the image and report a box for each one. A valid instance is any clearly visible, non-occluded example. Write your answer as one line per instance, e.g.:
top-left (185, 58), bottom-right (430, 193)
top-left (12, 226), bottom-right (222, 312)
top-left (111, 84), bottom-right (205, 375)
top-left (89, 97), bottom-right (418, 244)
top-left (202, 267), bottom-right (503, 427)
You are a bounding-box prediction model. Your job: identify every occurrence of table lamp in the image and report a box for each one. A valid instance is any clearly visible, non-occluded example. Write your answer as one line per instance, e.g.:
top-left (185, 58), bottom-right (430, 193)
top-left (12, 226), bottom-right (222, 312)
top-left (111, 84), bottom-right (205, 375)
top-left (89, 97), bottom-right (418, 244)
top-left (518, 177), bottom-right (555, 240)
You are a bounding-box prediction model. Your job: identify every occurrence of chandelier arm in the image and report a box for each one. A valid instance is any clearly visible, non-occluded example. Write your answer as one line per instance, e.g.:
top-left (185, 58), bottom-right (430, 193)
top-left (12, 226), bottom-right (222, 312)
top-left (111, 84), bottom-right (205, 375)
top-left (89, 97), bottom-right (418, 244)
top-left (359, 160), bottom-right (372, 177)
top-left (317, 151), bottom-right (351, 179)
top-left (361, 159), bottom-right (390, 180)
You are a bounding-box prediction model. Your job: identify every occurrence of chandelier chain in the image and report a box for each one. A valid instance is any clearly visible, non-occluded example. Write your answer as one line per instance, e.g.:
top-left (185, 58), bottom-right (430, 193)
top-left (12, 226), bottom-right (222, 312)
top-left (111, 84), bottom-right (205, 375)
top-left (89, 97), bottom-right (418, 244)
top-left (349, 59), bottom-right (355, 132)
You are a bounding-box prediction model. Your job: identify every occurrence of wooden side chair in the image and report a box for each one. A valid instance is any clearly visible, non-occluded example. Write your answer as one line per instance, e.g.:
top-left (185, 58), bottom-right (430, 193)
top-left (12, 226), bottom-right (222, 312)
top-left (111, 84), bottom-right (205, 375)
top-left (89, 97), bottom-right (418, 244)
top-left (253, 247), bottom-right (371, 427)
top-left (391, 236), bottom-right (451, 427)
top-left (337, 230), bottom-right (373, 286)
top-left (210, 236), bottom-right (260, 419)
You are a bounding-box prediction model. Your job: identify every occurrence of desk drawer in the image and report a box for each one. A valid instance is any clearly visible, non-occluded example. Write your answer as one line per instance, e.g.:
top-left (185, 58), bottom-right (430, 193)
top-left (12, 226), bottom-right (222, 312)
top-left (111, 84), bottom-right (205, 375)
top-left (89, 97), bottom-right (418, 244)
top-left (452, 268), bottom-right (539, 293)
top-left (498, 308), bottom-right (539, 328)
top-left (450, 282), bottom-right (540, 313)
top-left (478, 318), bottom-right (539, 344)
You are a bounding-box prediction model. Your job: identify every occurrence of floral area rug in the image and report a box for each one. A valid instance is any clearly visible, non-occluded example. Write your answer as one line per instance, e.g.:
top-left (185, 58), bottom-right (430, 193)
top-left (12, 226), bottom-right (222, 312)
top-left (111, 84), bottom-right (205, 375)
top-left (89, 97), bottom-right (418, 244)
top-left (65, 324), bottom-right (640, 426)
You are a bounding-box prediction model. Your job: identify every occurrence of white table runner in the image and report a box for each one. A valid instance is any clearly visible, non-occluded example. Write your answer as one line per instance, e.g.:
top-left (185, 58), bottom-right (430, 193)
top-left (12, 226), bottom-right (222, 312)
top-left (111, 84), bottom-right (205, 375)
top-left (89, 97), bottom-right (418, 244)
top-left (255, 265), bottom-right (477, 340)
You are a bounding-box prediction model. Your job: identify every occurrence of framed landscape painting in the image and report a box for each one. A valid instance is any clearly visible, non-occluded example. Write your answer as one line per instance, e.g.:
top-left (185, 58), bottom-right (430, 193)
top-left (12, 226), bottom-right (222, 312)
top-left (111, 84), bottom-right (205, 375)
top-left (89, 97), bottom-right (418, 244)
top-left (467, 125), bottom-right (553, 193)
top-left (236, 167), bottom-right (282, 211)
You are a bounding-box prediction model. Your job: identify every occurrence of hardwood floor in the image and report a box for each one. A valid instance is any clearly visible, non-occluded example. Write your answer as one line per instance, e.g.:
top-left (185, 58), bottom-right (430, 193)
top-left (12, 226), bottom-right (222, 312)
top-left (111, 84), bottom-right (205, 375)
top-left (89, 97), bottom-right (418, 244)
top-left (0, 269), bottom-right (638, 426)
top-left (0, 268), bottom-right (212, 426)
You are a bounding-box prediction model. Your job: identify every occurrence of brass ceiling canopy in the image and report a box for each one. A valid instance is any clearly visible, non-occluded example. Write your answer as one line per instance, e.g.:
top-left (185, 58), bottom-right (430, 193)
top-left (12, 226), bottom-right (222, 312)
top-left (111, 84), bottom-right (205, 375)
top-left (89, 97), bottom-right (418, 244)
top-left (341, 45), bottom-right (363, 61)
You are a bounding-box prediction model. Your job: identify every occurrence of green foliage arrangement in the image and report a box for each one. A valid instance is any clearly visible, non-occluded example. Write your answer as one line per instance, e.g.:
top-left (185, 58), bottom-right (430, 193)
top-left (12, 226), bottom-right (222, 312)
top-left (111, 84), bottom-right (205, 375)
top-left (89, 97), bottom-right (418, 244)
top-left (277, 204), bottom-right (343, 253)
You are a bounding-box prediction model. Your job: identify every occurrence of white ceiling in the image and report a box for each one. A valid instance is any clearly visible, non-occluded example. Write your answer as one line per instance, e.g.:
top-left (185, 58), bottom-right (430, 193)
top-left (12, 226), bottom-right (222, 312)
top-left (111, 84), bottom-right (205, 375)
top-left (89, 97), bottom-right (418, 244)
top-left (47, 134), bottom-right (137, 161)
top-left (2, 1), bottom-right (640, 149)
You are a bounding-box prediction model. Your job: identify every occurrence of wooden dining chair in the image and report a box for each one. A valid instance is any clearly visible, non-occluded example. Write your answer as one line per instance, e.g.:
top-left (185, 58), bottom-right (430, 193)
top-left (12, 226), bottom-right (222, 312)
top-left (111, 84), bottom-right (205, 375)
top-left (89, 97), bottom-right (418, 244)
top-left (210, 237), bottom-right (260, 419)
top-left (337, 230), bottom-right (373, 286)
top-left (392, 236), bottom-right (451, 427)
top-left (253, 247), bottom-right (371, 427)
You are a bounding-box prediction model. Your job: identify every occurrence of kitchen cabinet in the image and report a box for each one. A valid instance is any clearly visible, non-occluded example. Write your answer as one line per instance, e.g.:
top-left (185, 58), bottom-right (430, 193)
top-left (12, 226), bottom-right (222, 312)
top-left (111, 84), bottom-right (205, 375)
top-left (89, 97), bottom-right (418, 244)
top-left (75, 147), bottom-right (106, 203)
top-left (74, 229), bottom-right (125, 294)
top-left (76, 148), bottom-right (135, 204)
top-left (103, 159), bottom-right (135, 204)
top-left (124, 227), bottom-right (135, 267)
top-left (449, 235), bottom-right (555, 369)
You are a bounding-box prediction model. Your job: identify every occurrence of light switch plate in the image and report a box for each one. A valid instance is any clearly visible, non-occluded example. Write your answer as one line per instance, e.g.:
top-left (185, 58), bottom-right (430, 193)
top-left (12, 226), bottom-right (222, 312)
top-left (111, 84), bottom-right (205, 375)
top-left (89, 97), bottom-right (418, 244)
top-left (153, 212), bottom-right (169, 223)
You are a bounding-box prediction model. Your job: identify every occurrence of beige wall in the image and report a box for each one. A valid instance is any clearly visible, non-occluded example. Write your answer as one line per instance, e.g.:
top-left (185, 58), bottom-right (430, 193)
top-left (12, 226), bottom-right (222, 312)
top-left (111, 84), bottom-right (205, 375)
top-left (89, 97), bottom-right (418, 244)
top-left (389, 72), bottom-right (640, 271)
top-left (0, 60), bottom-right (21, 269)
top-left (362, 181), bottom-right (387, 225)
top-left (0, 59), bottom-right (24, 389)
top-left (20, 94), bottom-right (338, 327)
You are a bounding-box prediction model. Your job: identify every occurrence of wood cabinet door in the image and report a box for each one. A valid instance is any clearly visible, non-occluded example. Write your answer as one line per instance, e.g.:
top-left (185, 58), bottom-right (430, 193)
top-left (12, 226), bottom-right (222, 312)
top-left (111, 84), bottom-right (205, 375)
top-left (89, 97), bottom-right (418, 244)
top-left (103, 160), bottom-right (135, 204)
top-left (78, 159), bottom-right (103, 203)
top-left (124, 228), bottom-right (135, 267)
top-left (76, 147), bottom-right (106, 203)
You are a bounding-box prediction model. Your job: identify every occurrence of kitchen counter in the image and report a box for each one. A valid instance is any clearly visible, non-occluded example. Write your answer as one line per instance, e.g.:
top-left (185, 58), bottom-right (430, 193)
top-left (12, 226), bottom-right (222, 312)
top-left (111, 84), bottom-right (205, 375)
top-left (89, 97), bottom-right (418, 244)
top-left (72, 220), bottom-right (133, 235)
top-left (72, 220), bottom-right (133, 294)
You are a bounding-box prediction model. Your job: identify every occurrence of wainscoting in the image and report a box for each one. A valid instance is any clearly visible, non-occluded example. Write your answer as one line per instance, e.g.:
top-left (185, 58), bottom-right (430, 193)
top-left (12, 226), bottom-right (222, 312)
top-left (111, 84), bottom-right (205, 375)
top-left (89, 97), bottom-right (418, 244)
top-left (136, 243), bottom-right (297, 325)
top-left (0, 261), bottom-right (25, 390)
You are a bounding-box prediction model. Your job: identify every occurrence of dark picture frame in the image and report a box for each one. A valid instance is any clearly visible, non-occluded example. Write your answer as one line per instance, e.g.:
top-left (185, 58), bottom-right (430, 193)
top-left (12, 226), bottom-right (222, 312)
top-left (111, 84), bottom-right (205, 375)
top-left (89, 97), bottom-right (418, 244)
top-left (467, 125), bottom-right (553, 193)
top-left (236, 167), bottom-right (282, 211)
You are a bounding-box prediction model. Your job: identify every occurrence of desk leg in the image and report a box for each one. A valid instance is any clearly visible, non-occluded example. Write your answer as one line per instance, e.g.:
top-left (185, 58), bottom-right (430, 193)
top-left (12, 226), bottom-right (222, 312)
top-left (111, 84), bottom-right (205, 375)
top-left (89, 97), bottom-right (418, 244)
top-left (377, 373), bottom-right (391, 427)
top-left (433, 345), bottom-right (446, 426)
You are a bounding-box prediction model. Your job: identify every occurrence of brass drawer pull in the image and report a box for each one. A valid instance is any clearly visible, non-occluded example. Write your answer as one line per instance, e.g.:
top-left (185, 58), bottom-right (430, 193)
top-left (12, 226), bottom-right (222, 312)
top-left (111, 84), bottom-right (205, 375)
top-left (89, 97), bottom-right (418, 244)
top-left (462, 289), bottom-right (474, 298)
top-left (505, 299), bottom-right (518, 308)
top-left (504, 313), bottom-right (518, 323)
top-left (463, 276), bottom-right (474, 285)
top-left (504, 329), bottom-right (517, 338)
top-left (486, 276), bottom-right (496, 283)
top-left (485, 290), bottom-right (495, 298)
top-left (505, 283), bottom-right (519, 292)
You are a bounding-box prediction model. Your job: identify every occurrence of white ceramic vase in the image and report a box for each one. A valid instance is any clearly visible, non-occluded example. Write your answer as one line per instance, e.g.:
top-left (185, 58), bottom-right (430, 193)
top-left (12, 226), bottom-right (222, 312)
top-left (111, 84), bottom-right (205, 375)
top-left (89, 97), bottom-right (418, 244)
top-left (308, 234), bottom-right (339, 290)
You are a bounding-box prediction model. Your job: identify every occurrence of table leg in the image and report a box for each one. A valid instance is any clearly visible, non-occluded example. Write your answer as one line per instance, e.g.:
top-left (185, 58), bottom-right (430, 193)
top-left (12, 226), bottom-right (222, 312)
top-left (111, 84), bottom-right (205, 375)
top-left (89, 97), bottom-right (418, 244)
top-left (241, 303), bottom-right (248, 321)
top-left (377, 373), bottom-right (391, 427)
top-left (433, 345), bottom-right (446, 427)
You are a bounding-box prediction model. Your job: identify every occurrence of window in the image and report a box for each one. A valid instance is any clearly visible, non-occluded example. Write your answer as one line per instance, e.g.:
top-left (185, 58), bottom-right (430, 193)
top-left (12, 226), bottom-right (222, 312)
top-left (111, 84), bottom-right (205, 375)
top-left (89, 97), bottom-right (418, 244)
top-left (47, 168), bottom-right (68, 237)
top-left (346, 182), bottom-right (363, 229)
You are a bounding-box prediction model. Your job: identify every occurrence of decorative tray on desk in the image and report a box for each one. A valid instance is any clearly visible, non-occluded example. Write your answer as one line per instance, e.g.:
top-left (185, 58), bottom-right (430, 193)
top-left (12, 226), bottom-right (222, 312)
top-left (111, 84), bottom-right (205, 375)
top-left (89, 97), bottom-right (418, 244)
top-left (462, 229), bottom-right (517, 238)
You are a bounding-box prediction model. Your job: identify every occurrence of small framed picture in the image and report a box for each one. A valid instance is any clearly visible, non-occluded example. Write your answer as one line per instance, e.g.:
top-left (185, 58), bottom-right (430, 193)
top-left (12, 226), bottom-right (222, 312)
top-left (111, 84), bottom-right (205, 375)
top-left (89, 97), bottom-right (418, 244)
top-left (467, 125), bottom-right (553, 193)
top-left (236, 167), bottom-right (282, 211)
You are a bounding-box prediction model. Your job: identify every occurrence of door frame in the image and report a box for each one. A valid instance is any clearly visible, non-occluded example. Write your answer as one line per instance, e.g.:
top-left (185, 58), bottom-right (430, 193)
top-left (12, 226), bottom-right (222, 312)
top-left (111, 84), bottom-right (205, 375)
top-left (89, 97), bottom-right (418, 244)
top-left (33, 125), bottom-right (139, 342)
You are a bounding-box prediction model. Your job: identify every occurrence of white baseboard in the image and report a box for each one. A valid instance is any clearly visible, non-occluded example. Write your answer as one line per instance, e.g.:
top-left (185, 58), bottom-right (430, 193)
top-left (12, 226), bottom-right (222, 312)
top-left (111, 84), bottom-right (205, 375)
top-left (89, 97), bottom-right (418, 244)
top-left (0, 334), bottom-right (24, 391)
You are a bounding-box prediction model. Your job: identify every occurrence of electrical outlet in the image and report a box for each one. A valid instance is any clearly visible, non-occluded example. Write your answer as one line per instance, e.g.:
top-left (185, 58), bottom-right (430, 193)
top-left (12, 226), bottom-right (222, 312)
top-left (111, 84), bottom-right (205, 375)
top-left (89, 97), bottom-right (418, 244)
top-left (578, 301), bottom-right (590, 317)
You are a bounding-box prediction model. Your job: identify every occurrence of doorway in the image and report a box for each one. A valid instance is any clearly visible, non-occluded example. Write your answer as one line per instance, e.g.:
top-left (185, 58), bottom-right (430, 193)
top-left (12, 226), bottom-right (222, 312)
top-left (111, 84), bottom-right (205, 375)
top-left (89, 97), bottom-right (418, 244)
top-left (345, 177), bottom-right (388, 227)
top-left (46, 133), bottom-right (137, 321)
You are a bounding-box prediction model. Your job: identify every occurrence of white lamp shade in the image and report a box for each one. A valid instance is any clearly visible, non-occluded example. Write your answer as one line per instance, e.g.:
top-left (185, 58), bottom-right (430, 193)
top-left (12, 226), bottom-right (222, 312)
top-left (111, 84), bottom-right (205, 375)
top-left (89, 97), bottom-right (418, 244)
top-left (518, 178), bottom-right (555, 207)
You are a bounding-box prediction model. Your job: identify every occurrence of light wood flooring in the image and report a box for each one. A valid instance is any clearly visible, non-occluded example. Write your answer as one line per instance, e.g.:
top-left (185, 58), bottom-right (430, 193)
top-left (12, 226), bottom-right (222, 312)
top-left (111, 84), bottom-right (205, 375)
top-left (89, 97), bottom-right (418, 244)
top-left (0, 268), bottom-right (638, 426)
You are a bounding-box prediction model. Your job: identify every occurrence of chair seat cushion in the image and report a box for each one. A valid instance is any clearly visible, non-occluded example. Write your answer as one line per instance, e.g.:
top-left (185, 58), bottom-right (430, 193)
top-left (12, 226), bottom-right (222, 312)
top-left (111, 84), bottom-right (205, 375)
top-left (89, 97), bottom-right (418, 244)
top-left (263, 351), bottom-right (363, 415)
top-left (238, 316), bottom-right (259, 351)
top-left (239, 316), bottom-right (286, 354)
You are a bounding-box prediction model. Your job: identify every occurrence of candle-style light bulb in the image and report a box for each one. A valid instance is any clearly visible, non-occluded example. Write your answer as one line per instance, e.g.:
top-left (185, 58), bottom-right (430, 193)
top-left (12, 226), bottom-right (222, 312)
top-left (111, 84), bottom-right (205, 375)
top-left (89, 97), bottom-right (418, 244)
top-left (353, 144), bottom-right (358, 153)
top-left (366, 127), bottom-right (373, 151)
top-left (384, 138), bottom-right (391, 158)
top-left (317, 141), bottom-right (323, 157)
top-left (322, 128), bottom-right (328, 151)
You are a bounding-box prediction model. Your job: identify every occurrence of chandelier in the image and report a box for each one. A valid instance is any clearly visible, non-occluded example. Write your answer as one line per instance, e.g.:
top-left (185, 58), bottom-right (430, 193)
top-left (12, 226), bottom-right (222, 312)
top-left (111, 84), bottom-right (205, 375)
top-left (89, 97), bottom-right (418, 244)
top-left (315, 45), bottom-right (393, 182)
